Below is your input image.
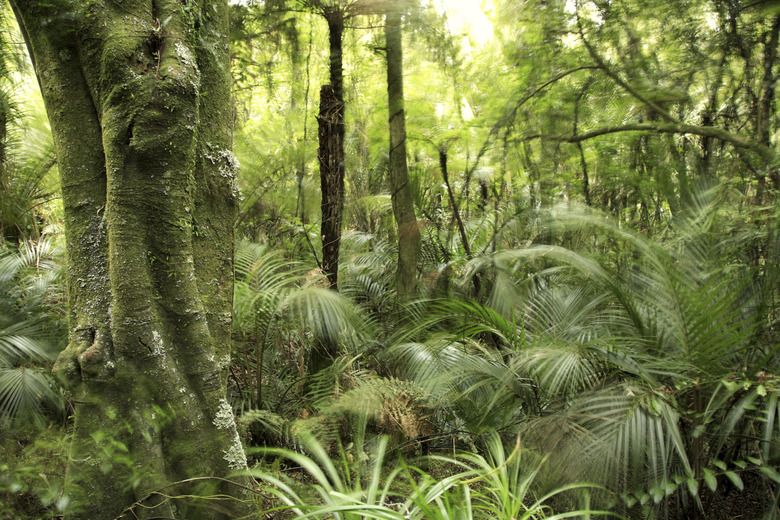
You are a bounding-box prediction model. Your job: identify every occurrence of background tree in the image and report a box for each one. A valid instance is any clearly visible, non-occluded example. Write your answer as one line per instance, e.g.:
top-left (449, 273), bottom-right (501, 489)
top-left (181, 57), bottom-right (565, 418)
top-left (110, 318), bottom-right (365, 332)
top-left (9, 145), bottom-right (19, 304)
top-left (385, 0), bottom-right (421, 303)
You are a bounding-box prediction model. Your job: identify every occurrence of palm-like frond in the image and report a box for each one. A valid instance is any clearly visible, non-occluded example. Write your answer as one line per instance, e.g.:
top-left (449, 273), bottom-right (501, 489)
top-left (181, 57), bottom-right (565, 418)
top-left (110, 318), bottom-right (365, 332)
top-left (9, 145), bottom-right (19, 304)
top-left (234, 239), bottom-right (366, 344)
top-left (0, 323), bottom-right (57, 364)
top-left (524, 384), bottom-right (693, 499)
top-left (388, 336), bottom-right (538, 433)
top-left (0, 90), bottom-right (58, 243)
top-left (339, 232), bottom-right (396, 316)
top-left (380, 195), bottom-right (773, 510)
top-left (0, 366), bottom-right (61, 426)
top-left (0, 239), bottom-right (65, 425)
top-left (232, 240), bottom-right (371, 414)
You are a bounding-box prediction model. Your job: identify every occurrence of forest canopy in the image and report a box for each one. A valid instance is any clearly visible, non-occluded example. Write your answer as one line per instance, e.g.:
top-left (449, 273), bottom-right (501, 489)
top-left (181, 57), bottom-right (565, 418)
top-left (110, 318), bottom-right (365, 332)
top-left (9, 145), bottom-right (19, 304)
top-left (1, 0), bottom-right (780, 519)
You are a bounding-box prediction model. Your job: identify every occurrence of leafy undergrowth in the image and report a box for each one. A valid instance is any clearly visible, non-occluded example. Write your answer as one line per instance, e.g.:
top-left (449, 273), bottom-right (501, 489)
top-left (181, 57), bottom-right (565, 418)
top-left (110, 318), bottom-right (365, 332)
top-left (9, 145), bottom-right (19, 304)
top-left (0, 423), bottom-right (70, 520)
top-left (249, 431), bottom-right (620, 520)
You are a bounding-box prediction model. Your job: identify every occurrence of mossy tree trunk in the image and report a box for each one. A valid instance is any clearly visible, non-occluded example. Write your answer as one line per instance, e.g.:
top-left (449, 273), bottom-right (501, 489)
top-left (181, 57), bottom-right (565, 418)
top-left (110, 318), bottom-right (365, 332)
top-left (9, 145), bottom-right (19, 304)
top-left (10, 1), bottom-right (253, 518)
top-left (385, 3), bottom-right (420, 303)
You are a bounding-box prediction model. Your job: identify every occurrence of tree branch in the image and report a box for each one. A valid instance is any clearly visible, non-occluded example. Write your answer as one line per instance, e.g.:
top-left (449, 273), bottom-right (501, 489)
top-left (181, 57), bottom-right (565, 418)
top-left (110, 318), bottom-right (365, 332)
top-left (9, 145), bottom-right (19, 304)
top-left (522, 123), bottom-right (775, 162)
top-left (464, 65), bottom-right (600, 178)
top-left (575, 9), bottom-right (679, 124)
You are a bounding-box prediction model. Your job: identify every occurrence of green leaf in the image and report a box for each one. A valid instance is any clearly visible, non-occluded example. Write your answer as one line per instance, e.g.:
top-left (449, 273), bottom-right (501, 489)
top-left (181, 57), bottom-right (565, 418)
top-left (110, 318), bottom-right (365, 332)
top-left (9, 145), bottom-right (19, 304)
top-left (757, 384), bottom-right (767, 397)
top-left (724, 471), bottom-right (743, 491)
top-left (686, 477), bottom-right (699, 496)
top-left (703, 468), bottom-right (717, 492)
top-left (713, 459), bottom-right (727, 471)
top-left (759, 466), bottom-right (780, 484)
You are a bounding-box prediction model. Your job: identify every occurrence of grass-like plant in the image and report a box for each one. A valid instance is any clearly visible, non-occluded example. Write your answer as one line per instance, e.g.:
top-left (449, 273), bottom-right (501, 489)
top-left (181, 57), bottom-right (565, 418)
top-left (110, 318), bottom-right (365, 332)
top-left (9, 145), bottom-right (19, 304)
top-left (250, 430), bottom-right (621, 519)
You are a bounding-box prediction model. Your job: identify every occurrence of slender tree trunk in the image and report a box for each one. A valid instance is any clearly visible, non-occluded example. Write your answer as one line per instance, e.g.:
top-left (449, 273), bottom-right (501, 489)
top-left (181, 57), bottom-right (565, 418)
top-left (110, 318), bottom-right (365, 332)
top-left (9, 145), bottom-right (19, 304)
top-left (0, 106), bottom-right (6, 229)
top-left (440, 150), bottom-right (471, 259)
top-left (574, 80), bottom-right (592, 206)
top-left (10, 2), bottom-right (252, 518)
top-left (312, 84), bottom-right (343, 376)
top-left (319, 7), bottom-right (346, 290)
top-left (297, 18), bottom-right (315, 225)
top-left (440, 150), bottom-right (482, 296)
top-left (479, 178), bottom-right (489, 211)
top-left (385, 4), bottom-right (420, 303)
top-left (0, 106), bottom-right (9, 243)
top-left (0, 107), bottom-right (6, 175)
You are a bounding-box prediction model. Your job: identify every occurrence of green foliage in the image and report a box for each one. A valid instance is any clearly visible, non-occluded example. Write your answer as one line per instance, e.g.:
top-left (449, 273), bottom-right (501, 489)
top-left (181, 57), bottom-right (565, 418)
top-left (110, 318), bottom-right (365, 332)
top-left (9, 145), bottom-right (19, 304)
top-left (0, 1), bottom-right (58, 244)
top-left (5, 0), bottom-right (780, 517)
top-left (231, 240), bottom-right (370, 418)
top-left (0, 425), bottom-right (70, 519)
top-left (251, 430), bottom-right (616, 520)
top-left (0, 238), bottom-right (65, 427)
top-left (377, 192), bottom-right (780, 515)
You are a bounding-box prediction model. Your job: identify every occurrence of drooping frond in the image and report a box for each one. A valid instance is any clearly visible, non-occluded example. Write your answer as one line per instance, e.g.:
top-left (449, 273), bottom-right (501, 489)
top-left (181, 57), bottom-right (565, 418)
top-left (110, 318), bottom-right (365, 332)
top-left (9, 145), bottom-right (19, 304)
top-left (524, 384), bottom-right (693, 500)
top-left (0, 366), bottom-right (61, 426)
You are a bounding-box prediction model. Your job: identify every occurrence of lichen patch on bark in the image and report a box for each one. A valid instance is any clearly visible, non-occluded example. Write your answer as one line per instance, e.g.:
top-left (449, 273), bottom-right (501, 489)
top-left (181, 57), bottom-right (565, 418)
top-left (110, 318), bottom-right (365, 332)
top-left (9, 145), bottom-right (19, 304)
top-left (212, 398), bottom-right (235, 430)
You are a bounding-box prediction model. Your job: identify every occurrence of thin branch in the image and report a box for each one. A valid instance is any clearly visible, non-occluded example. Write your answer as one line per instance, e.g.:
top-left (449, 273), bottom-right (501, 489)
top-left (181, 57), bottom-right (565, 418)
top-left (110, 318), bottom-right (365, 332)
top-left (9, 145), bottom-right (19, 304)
top-left (464, 65), bottom-right (600, 178)
top-left (575, 9), bottom-right (679, 124)
top-left (522, 122), bottom-right (775, 162)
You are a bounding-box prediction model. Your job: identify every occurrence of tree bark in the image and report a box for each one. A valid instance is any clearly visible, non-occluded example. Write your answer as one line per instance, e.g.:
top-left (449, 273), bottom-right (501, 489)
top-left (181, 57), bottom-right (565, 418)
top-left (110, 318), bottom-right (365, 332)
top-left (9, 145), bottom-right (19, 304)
top-left (318, 7), bottom-right (346, 290)
top-left (0, 105), bottom-right (6, 226)
top-left (318, 83), bottom-right (344, 291)
top-left (385, 4), bottom-right (420, 303)
top-left (10, 1), bottom-right (253, 518)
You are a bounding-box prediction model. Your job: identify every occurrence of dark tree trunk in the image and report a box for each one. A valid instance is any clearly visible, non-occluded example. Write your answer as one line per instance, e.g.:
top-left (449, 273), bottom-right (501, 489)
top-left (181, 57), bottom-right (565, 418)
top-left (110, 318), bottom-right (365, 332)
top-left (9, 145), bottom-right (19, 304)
top-left (440, 150), bottom-right (471, 259)
top-left (319, 7), bottom-right (346, 290)
top-left (0, 107), bottom-right (5, 173)
top-left (318, 84), bottom-right (345, 291)
top-left (479, 178), bottom-right (489, 211)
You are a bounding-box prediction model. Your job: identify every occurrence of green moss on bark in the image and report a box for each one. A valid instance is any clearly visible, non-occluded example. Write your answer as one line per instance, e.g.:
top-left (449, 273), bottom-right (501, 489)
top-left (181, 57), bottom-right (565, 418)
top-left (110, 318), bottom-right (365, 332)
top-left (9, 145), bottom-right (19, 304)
top-left (10, 1), bottom-right (253, 518)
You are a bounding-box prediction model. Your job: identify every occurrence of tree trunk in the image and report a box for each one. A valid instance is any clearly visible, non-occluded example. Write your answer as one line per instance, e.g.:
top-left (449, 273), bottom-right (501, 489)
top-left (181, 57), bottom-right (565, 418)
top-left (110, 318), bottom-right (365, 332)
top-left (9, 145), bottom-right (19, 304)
top-left (312, 84), bottom-right (343, 375)
top-left (385, 4), bottom-right (420, 303)
top-left (758, 15), bottom-right (780, 190)
top-left (10, 2), bottom-right (253, 518)
top-left (440, 150), bottom-right (471, 259)
top-left (319, 7), bottom-right (346, 290)
top-left (318, 84), bottom-right (345, 291)
top-left (0, 105), bottom-right (6, 233)
top-left (0, 106), bottom-right (5, 177)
